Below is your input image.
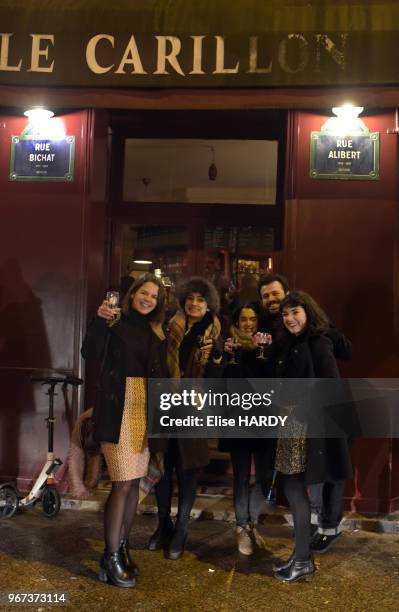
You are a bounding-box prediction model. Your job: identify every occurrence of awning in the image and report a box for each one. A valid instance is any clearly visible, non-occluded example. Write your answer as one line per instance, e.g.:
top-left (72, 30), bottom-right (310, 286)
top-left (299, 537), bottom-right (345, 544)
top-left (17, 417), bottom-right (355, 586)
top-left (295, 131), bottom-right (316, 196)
top-left (1, 1), bottom-right (399, 90)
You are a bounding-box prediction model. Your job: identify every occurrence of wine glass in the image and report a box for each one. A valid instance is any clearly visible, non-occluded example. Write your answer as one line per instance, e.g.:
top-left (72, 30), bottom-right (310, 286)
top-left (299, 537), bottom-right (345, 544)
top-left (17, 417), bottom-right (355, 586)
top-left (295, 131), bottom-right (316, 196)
top-left (197, 335), bottom-right (213, 366)
top-left (255, 332), bottom-right (270, 360)
top-left (196, 334), bottom-right (205, 349)
top-left (106, 290), bottom-right (120, 323)
top-left (228, 337), bottom-right (240, 365)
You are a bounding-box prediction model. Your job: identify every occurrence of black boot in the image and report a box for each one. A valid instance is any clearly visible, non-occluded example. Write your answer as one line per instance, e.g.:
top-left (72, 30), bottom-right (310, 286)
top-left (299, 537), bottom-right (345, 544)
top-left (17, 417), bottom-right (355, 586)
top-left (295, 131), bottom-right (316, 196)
top-left (148, 517), bottom-right (174, 551)
top-left (272, 552), bottom-right (295, 572)
top-left (119, 539), bottom-right (139, 576)
top-left (274, 557), bottom-right (315, 583)
top-left (99, 551), bottom-right (136, 588)
top-left (165, 524), bottom-right (187, 560)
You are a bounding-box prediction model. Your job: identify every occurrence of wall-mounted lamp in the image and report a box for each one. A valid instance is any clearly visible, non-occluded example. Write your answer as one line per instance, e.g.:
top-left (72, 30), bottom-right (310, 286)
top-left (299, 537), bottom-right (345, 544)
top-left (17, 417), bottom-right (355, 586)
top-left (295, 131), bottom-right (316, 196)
top-left (322, 103), bottom-right (366, 135)
top-left (23, 106), bottom-right (66, 140)
top-left (24, 107), bottom-right (54, 123)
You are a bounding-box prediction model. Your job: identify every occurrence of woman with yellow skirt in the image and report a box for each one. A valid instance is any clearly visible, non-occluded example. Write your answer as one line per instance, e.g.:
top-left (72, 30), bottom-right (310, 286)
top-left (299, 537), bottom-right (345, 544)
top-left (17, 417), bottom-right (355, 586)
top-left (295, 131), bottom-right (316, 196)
top-left (81, 274), bottom-right (168, 588)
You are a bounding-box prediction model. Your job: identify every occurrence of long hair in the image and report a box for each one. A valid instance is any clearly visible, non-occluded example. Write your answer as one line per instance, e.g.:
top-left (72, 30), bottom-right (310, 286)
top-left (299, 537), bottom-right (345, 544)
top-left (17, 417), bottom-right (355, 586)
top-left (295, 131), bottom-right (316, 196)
top-left (176, 276), bottom-right (220, 317)
top-left (280, 290), bottom-right (329, 335)
top-left (232, 301), bottom-right (260, 328)
top-left (121, 273), bottom-right (166, 324)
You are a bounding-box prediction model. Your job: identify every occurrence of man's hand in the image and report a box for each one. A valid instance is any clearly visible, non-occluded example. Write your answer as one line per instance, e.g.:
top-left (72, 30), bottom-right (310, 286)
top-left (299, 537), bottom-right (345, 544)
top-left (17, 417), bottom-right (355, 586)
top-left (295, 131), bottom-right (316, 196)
top-left (252, 332), bottom-right (273, 347)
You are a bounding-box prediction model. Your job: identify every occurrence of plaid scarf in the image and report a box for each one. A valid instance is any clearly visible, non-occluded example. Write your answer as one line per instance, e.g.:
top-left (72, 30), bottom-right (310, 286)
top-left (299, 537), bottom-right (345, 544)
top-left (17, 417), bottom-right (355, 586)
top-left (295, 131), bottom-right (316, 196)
top-left (139, 452), bottom-right (164, 503)
top-left (167, 310), bottom-right (221, 378)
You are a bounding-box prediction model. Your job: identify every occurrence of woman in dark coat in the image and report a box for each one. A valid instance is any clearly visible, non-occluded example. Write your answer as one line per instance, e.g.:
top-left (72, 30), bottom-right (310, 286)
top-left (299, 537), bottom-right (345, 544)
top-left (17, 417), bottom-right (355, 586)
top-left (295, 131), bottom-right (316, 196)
top-left (148, 276), bottom-right (222, 560)
top-left (219, 302), bottom-right (274, 555)
top-left (81, 274), bottom-right (168, 588)
top-left (273, 291), bottom-right (352, 584)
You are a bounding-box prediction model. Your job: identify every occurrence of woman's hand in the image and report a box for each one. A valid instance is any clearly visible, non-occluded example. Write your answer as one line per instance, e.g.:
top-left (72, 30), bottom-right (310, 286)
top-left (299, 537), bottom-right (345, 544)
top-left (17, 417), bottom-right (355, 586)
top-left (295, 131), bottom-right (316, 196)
top-left (224, 337), bottom-right (242, 354)
top-left (97, 300), bottom-right (118, 321)
top-left (224, 338), bottom-right (234, 354)
top-left (199, 338), bottom-right (214, 361)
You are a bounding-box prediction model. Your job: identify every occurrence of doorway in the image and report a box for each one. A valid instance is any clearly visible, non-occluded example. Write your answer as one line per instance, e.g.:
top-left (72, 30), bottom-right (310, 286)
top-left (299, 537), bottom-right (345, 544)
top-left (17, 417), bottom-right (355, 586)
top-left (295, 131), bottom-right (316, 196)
top-left (107, 110), bottom-right (286, 308)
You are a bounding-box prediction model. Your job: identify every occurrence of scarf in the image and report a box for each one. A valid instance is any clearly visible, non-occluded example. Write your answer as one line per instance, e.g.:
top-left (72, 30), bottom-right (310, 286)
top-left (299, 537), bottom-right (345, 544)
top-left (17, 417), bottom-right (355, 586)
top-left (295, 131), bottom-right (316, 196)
top-left (230, 325), bottom-right (258, 351)
top-left (167, 310), bottom-right (221, 378)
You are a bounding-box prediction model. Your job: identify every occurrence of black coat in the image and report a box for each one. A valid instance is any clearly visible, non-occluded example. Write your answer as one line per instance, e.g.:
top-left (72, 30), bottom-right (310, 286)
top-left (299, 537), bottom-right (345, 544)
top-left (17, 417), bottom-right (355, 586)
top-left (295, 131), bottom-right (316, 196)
top-left (275, 331), bottom-right (353, 485)
top-left (81, 315), bottom-right (168, 451)
top-left (260, 311), bottom-right (352, 361)
top-left (218, 348), bottom-right (276, 459)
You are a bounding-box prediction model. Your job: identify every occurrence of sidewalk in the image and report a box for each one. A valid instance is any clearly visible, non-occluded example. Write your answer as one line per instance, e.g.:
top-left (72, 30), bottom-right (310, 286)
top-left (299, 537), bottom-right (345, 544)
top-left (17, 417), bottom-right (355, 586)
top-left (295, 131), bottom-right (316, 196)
top-left (0, 508), bottom-right (398, 612)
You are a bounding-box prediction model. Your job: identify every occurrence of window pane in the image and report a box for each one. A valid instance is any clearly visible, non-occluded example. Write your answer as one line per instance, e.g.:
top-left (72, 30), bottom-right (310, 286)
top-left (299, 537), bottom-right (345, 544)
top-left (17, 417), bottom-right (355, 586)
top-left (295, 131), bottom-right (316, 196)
top-left (123, 139), bottom-right (278, 205)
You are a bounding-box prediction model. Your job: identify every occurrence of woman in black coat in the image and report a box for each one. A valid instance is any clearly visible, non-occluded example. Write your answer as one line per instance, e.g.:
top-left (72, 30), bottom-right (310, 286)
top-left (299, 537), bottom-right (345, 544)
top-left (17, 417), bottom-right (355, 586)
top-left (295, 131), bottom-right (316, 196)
top-left (147, 276), bottom-right (222, 560)
top-left (81, 274), bottom-right (168, 588)
top-left (219, 302), bottom-right (274, 555)
top-left (272, 291), bottom-right (352, 584)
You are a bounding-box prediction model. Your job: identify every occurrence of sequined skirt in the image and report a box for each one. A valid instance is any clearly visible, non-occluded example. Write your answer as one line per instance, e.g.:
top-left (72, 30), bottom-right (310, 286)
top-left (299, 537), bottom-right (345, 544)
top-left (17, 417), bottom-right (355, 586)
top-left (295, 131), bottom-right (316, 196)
top-left (275, 407), bottom-right (307, 475)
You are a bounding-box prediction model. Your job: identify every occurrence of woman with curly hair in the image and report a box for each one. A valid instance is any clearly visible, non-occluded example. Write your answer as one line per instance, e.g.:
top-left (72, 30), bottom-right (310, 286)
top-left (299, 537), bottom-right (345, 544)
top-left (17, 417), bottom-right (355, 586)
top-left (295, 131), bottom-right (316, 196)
top-left (272, 291), bottom-right (352, 583)
top-left (147, 276), bottom-right (222, 560)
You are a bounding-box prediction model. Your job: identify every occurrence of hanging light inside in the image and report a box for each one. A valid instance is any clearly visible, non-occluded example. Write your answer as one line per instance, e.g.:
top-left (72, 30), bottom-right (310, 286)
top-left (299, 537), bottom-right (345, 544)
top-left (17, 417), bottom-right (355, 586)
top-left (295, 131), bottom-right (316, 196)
top-left (208, 146), bottom-right (217, 181)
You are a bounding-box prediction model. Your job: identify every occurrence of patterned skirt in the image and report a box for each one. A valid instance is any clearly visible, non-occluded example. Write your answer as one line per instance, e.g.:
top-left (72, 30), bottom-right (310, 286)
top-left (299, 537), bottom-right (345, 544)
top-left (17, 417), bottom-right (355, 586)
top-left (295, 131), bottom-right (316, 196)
top-left (101, 377), bottom-right (149, 481)
top-left (275, 407), bottom-right (307, 475)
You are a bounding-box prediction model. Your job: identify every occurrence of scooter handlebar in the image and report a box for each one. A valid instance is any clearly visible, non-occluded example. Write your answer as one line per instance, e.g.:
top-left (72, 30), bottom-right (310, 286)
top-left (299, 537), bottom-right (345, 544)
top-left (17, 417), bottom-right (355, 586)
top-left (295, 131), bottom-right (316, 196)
top-left (30, 375), bottom-right (83, 387)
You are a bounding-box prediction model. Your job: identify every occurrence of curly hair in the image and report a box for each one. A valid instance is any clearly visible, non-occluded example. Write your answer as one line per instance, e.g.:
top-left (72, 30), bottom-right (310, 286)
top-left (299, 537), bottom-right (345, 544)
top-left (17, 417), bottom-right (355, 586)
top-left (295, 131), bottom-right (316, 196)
top-left (121, 273), bottom-right (166, 323)
top-left (176, 276), bottom-right (220, 316)
top-left (280, 290), bottom-right (329, 335)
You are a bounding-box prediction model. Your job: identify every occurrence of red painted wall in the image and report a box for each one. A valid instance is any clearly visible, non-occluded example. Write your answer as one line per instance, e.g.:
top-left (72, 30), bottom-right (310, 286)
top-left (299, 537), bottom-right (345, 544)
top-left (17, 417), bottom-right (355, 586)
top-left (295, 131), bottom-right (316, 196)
top-left (0, 109), bottom-right (107, 489)
top-left (284, 110), bottom-right (399, 512)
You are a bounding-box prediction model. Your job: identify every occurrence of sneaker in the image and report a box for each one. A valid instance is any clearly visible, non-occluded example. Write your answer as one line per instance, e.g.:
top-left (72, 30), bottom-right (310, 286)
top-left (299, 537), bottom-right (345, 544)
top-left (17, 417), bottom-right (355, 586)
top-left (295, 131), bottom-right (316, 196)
top-left (252, 526), bottom-right (265, 549)
top-left (236, 525), bottom-right (254, 556)
top-left (310, 532), bottom-right (342, 554)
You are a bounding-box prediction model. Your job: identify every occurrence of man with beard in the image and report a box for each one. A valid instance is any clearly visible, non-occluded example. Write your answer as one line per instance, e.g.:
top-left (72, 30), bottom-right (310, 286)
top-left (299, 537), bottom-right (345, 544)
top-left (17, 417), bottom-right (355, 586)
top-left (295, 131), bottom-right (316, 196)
top-left (257, 273), bottom-right (352, 554)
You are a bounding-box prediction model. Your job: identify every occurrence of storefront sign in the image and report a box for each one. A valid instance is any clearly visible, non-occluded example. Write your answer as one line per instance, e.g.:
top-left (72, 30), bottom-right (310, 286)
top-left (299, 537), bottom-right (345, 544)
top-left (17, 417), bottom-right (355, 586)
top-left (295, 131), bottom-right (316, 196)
top-left (9, 136), bottom-right (75, 181)
top-left (1, 1), bottom-right (399, 88)
top-left (309, 132), bottom-right (379, 180)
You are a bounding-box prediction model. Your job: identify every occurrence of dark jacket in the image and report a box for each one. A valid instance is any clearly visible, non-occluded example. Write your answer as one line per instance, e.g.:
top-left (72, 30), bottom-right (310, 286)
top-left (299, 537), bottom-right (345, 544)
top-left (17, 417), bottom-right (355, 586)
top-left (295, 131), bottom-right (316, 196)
top-left (275, 331), bottom-right (353, 485)
top-left (218, 347), bottom-right (276, 457)
top-left (166, 312), bottom-right (223, 470)
top-left (260, 311), bottom-right (352, 361)
top-left (81, 314), bottom-right (168, 451)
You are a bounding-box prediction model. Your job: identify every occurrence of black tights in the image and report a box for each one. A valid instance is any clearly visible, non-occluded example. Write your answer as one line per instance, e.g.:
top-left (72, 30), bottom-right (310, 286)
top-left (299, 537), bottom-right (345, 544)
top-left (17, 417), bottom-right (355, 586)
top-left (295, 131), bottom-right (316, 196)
top-left (155, 440), bottom-right (197, 529)
top-left (104, 479), bottom-right (140, 553)
top-left (283, 473), bottom-right (311, 561)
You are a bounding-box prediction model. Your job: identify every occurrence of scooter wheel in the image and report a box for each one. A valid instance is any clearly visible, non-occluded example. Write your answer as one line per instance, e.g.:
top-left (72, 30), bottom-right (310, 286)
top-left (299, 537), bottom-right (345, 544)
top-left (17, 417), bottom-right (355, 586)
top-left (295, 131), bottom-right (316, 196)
top-left (41, 485), bottom-right (61, 518)
top-left (0, 485), bottom-right (19, 518)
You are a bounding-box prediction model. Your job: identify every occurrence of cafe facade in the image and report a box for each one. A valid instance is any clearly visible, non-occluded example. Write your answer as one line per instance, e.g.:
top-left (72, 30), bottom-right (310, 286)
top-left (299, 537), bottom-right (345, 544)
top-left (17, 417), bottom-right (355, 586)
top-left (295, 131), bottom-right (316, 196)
top-left (1, 0), bottom-right (398, 513)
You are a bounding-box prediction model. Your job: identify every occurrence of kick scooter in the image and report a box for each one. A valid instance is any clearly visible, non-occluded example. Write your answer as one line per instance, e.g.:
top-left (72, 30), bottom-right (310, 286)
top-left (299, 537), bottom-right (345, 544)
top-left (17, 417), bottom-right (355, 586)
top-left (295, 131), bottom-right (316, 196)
top-left (0, 374), bottom-right (82, 519)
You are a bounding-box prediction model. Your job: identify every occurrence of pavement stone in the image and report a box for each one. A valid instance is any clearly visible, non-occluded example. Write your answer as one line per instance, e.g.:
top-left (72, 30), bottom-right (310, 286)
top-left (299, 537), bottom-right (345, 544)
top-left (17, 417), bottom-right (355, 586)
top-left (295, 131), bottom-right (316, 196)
top-left (61, 488), bottom-right (399, 534)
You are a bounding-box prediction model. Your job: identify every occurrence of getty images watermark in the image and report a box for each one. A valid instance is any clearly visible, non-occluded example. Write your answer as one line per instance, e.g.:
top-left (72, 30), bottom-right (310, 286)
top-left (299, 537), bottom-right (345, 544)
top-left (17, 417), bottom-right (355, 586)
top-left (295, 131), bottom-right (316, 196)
top-left (157, 388), bottom-right (287, 428)
top-left (148, 378), bottom-right (399, 439)
top-left (146, 380), bottom-right (293, 437)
